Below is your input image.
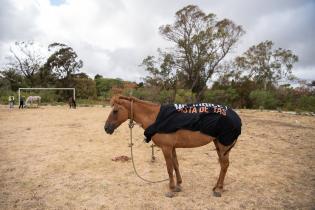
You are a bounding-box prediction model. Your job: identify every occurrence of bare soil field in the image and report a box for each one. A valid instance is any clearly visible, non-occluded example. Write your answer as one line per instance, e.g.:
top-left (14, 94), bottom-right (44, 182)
top-left (0, 105), bottom-right (314, 209)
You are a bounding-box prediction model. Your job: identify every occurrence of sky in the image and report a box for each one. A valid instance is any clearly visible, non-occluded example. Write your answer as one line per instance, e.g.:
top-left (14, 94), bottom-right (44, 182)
top-left (0, 0), bottom-right (314, 82)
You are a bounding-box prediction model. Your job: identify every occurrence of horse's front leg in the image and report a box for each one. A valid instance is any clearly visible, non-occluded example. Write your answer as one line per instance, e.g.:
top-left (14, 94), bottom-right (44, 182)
top-left (161, 146), bottom-right (176, 197)
top-left (172, 148), bottom-right (182, 192)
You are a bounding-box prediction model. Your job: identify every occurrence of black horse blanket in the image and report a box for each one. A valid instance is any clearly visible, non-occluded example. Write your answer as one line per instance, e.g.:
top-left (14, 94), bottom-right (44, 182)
top-left (144, 103), bottom-right (242, 146)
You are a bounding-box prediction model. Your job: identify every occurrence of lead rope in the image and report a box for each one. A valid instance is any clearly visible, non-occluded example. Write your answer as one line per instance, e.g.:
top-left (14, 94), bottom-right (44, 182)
top-left (128, 100), bottom-right (168, 183)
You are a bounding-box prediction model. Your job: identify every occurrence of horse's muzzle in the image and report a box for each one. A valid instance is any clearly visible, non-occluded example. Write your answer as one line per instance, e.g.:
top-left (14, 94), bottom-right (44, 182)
top-left (104, 123), bottom-right (115, 134)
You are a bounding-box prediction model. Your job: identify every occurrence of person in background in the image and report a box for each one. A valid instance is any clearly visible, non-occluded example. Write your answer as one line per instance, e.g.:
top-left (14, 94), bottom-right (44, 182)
top-left (8, 96), bottom-right (14, 109)
top-left (19, 96), bottom-right (25, 109)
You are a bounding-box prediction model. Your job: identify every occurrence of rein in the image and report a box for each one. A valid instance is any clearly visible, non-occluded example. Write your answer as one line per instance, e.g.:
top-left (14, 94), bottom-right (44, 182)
top-left (128, 100), bottom-right (168, 183)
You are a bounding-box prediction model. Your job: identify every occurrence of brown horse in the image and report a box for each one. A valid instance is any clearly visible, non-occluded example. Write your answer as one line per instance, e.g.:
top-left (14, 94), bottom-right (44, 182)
top-left (69, 96), bottom-right (76, 109)
top-left (104, 95), bottom-right (238, 197)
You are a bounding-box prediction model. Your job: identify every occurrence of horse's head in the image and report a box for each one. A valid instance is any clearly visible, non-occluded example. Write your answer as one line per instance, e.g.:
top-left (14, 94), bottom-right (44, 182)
top-left (104, 96), bottom-right (130, 134)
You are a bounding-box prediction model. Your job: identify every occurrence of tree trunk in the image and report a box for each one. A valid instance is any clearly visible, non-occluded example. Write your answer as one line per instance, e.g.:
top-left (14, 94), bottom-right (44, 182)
top-left (193, 86), bottom-right (206, 103)
top-left (195, 91), bottom-right (203, 103)
top-left (171, 82), bottom-right (177, 103)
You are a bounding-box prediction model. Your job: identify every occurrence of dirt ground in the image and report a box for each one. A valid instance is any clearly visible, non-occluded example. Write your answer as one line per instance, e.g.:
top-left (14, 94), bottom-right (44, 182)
top-left (0, 105), bottom-right (314, 209)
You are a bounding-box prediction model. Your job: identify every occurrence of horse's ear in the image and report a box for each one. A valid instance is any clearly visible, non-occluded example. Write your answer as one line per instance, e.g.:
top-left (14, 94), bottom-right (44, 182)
top-left (110, 95), bottom-right (125, 106)
top-left (117, 95), bottom-right (131, 101)
top-left (110, 94), bottom-right (139, 106)
top-left (110, 96), bottom-right (118, 107)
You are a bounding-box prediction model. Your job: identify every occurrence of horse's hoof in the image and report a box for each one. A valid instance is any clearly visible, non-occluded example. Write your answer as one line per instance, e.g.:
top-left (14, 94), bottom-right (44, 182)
top-left (165, 192), bottom-right (175, 198)
top-left (173, 185), bottom-right (182, 192)
top-left (213, 191), bottom-right (222, 197)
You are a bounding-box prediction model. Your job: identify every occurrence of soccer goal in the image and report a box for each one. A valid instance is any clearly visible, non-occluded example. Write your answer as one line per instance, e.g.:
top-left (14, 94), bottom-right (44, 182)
top-left (18, 88), bottom-right (76, 103)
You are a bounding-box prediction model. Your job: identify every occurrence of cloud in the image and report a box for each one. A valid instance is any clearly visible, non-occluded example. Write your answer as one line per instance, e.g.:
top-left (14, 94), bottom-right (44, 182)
top-left (0, 0), bottom-right (40, 41)
top-left (0, 0), bottom-right (314, 82)
top-left (239, 1), bottom-right (315, 68)
top-left (50, 0), bottom-right (65, 6)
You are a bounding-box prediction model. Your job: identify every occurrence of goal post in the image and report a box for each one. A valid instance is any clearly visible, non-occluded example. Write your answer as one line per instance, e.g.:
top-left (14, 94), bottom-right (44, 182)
top-left (18, 88), bottom-right (76, 104)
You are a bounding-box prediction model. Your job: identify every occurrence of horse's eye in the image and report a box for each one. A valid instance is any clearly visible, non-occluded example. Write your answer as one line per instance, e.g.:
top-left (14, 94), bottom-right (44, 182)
top-left (113, 110), bottom-right (118, 114)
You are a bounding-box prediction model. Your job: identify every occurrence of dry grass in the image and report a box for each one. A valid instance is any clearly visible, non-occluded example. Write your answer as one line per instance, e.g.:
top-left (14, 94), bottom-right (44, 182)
top-left (0, 106), bottom-right (314, 209)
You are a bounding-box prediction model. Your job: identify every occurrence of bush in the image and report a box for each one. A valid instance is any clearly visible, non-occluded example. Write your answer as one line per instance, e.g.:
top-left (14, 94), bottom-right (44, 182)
top-left (157, 90), bottom-right (173, 104)
top-left (0, 90), bottom-right (17, 105)
top-left (297, 95), bottom-right (315, 112)
top-left (131, 87), bottom-right (159, 102)
top-left (175, 89), bottom-right (194, 104)
top-left (73, 77), bottom-right (97, 99)
top-left (249, 90), bottom-right (279, 109)
top-left (95, 78), bottom-right (123, 97)
top-left (129, 87), bottom-right (173, 104)
top-left (203, 88), bottom-right (239, 107)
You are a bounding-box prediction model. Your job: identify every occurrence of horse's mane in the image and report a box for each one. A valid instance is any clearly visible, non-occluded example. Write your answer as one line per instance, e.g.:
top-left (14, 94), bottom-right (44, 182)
top-left (110, 95), bottom-right (158, 107)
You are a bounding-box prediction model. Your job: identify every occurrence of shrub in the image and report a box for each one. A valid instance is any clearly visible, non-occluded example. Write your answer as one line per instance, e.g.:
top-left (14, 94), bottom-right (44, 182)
top-left (297, 95), bottom-right (315, 112)
top-left (73, 77), bottom-right (97, 99)
top-left (0, 90), bottom-right (17, 104)
top-left (157, 90), bottom-right (173, 104)
top-left (203, 88), bottom-right (239, 107)
top-left (95, 78), bottom-right (123, 97)
top-left (249, 90), bottom-right (279, 109)
top-left (131, 87), bottom-right (160, 102)
top-left (175, 89), bottom-right (194, 104)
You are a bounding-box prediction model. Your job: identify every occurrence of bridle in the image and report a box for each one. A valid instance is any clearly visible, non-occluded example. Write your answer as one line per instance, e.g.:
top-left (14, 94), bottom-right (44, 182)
top-left (127, 99), bottom-right (168, 183)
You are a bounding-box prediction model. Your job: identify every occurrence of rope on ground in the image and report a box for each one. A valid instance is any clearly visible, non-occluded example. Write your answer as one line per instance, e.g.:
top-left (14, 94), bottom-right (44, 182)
top-left (129, 121), bottom-right (168, 184)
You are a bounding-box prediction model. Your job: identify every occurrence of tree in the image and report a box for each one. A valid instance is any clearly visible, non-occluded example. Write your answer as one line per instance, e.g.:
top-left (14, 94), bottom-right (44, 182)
top-left (0, 72), bottom-right (11, 91)
top-left (249, 90), bottom-right (279, 109)
top-left (45, 43), bottom-right (83, 87)
top-left (0, 68), bottom-right (26, 91)
top-left (141, 51), bottom-right (178, 102)
top-left (235, 40), bottom-right (298, 90)
top-left (95, 77), bottom-right (123, 98)
top-left (157, 5), bottom-right (244, 101)
top-left (203, 88), bottom-right (240, 107)
top-left (94, 74), bottom-right (103, 80)
top-left (35, 65), bottom-right (57, 87)
top-left (73, 76), bottom-right (97, 99)
top-left (6, 41), bottom-right (45, 87)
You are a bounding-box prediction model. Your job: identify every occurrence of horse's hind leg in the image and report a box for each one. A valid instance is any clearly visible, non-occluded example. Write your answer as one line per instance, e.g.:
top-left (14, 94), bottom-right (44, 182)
top-left (213, 140), bottom-right (231, 197)
top-left (172, 148), bottom-right (182, 192)
top-left (161, 146), bottom-right (176, 197)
